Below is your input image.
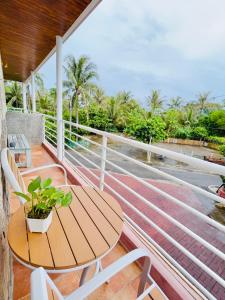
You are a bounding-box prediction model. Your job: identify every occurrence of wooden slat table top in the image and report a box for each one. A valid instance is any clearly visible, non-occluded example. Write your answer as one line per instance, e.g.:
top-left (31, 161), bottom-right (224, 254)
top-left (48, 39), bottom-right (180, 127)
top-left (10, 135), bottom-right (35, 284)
top-left (8, 186), bottom-right (124, 270)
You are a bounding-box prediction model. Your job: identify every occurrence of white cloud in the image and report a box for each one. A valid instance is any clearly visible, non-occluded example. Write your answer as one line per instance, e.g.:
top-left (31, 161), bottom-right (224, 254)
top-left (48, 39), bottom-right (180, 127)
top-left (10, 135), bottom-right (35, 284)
top-left (41, 0), bottom-right (225, 102)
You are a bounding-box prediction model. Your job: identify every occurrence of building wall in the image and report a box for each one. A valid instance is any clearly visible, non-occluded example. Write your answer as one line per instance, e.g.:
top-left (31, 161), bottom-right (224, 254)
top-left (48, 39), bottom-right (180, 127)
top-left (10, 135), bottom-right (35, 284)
top-left (0, 53), bottom-right (13, 299)
top-left (6, 111), bottom-right (44, 145)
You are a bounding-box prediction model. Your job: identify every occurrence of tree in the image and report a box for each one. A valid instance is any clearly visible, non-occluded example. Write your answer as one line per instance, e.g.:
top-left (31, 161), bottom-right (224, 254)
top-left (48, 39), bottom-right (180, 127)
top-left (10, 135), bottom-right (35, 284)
top-left (147, 89), bottom-right (164, 116)
top-left (197, 92), bottom-right (210, 113)
top-left (92, 86), bottom-right (106, 105)
top-left (168, 96), bottom-right (182, 109)
top-left (63, 55), bottom-right (98, 129)
top-left (117, 91), bottom-right (133, 104)
top-left (125, 115), bottom-right (166, 143)
top-left (5, 81), bottom-right (22, 108)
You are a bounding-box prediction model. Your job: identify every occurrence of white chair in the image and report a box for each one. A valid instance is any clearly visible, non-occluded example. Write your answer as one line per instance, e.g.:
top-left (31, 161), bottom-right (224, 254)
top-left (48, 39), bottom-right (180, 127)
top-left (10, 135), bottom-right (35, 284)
top-left (31, 248), bottom-right (154, 300)
top-left (1, 148), bottom-right (68, 205)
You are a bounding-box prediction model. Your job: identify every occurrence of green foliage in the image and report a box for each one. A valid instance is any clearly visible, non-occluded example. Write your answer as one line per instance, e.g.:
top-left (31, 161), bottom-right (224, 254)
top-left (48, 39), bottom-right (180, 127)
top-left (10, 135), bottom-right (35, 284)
top-left (207, 136), bottom-right (225, 145)
top-left (190, 126), bottom-right (208, 140)
top-left (172, 127), bottom-right (191, 139)
top-left (15, 177), bottom-right (72, 219)
top-left (125, 116), bottom-right (166, 143)
top-left (219, 145), bottom-right (225, 157)
top-left (87, 104), bottom-right (115, 131)
top-left (199, 110), bottom-right (225, 136)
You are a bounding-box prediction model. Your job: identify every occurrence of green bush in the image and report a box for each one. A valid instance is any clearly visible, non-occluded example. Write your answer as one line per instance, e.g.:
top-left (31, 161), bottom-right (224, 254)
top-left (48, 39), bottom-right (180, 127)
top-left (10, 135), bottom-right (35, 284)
top-left (125, 116), bottom-right (166, 143)
top-left (207, 136), bottom-right (225, 145)
top-left (172, 127), bottom-right (191, 139)
top-left (219, 145), bottom-right (225, 156)
top-left (190, 126), bottom-right (208, 140)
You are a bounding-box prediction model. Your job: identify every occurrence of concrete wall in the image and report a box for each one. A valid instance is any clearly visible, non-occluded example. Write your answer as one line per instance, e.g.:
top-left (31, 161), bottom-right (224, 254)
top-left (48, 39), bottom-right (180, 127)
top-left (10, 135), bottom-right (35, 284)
top-left (0, 52), bottom-right (13, 300)
top-left (6, 112), bottom-right (44, 145)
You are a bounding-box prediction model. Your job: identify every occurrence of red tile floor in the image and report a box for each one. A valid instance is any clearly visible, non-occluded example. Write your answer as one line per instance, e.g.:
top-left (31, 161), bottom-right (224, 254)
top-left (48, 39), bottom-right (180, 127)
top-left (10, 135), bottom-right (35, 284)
top-left (10, 145), bottom-right (164, 300)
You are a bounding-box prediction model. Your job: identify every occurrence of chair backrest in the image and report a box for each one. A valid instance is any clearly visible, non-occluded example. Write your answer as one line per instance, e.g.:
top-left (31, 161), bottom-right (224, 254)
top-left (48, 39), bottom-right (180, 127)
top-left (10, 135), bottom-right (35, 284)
top-left (1, 148), bottom-right (26, 204)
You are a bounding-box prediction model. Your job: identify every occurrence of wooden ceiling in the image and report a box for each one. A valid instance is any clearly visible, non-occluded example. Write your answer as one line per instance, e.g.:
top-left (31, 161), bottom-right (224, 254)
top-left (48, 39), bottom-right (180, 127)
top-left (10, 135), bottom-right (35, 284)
top-left (0, 0), bottom-right (92, 82)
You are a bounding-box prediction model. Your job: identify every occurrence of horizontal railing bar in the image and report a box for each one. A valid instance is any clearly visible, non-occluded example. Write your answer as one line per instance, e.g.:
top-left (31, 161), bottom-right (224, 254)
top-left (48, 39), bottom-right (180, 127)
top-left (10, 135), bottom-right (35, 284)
top-left (63, 156), bottom-right (97, 189)
top-left (64, 129), bottom-right (102, 148)
top-left (64, 138), bottom-right (102, 170)
top-left (104, 144), bottom-right (225, 205)
top-left (45, 136), bottom-right (57, 147)
top-left (65, 132), bottom-right (225, 234)
top-left (45, 126), bottom-right (57, 135)
top-left (64, 149), bottom-right (100, 184)
top-left (101, 169), bottom-right (225, 260)
top-left (64, 134), bottom-right (225, 236)
top-left (64, 130), bottom-right (225, 205)
top-left (45, 129), bottom-right (57, 140)
top-left (125, 215), bottom-right (215, 300)
top-left (45, 121), bottom-right (57, 128)
top-left (63, 120), bottom-right (225, 176)
top-left (101, 180), bottom-right (225, 288)
top-left (42, 114), bottom-right (57, 121)
top-left (63, 136), bottom-right (225, 258)
top-left (65, 136), bottom-right (102, 159)
top-left (103, 158), bottom-right (225, 233)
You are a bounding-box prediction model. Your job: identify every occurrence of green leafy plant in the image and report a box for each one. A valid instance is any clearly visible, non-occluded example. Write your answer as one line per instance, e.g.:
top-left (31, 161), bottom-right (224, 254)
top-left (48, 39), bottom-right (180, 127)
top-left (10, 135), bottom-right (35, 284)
top-left (219, 145), bottom-right (225, 157)
top-left (15, 177), bottom-right (72, 219)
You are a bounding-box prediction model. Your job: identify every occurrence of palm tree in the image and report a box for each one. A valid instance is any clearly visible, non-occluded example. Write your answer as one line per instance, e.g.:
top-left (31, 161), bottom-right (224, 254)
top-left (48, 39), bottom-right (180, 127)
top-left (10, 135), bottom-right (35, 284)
top-left (117, 91), bottom-right (133, 104)
top-left (197, 92), bottom-right (210, 113)
top-left (63, 55), bottom-right (98, 130)
top-left (106, 96), bottom-right (121, 124)
top-left (146, 89), bottom-right (164, 116)
top-left (93, 86), bottom-right (106, 105)
top-left (168, 96), bottom-right (182, 109)
top-left (5, 81), bottom-right (22, 108)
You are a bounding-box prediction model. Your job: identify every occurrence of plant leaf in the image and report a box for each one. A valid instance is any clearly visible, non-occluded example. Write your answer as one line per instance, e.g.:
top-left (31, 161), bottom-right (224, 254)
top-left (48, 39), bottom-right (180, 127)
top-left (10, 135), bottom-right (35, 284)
top-left (61, 192), bottom-right (72, 207)
top-left (42, 178), bottom-right (52, 188)
top-left (14, 192), bottom-right (31, 202)
top-left (28, 176), bottom-right (41, 193)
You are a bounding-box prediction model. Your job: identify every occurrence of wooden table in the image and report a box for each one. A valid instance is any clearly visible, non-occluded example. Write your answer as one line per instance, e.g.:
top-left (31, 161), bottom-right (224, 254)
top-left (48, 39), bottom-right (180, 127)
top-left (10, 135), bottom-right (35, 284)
top-left (8, 186), bottom-right (124, 279)
top-left (8, 134), bottom-right (32, 167)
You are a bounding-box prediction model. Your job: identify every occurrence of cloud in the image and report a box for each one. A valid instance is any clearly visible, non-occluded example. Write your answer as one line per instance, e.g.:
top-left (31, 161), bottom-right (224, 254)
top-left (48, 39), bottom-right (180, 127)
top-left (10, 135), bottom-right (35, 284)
top-left (40, 0), bottom-right (225, 103)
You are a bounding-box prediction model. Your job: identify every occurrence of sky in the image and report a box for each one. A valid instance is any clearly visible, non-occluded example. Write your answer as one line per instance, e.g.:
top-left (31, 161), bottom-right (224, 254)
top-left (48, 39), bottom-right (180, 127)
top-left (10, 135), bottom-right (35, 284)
top-left (40, 0), bottom-right (225, 107)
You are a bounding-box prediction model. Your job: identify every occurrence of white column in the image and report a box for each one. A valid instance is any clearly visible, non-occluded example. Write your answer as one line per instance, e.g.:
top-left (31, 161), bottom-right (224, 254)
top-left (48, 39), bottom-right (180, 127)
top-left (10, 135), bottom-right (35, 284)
top-left (22, 83), bottom-right (28, 113)
top-left (56, 35), bottom-right (63, 161)
top-left (31, 72), bottom-right (36, 112)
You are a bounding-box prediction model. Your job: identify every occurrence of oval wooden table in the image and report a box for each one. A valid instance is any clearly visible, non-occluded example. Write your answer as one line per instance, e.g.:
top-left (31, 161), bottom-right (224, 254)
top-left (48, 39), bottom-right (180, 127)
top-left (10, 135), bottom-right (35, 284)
top-left (8, 186), bottom-right (124, 284)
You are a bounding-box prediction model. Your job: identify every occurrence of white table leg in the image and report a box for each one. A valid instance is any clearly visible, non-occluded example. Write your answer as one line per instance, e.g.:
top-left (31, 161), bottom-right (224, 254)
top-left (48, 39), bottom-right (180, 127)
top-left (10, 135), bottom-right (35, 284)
top-left (79, 266), bottom-right (90, 287)
top-left (26, 149), bottom-right (32, 167)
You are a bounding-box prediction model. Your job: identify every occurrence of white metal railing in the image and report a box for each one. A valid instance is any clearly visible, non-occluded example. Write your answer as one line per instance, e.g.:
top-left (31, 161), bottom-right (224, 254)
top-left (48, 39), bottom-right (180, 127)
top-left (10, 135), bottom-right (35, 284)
top-left (7, 107), bottom-right (24, 112)
top-left (42, 114), bottom-right (225, 299)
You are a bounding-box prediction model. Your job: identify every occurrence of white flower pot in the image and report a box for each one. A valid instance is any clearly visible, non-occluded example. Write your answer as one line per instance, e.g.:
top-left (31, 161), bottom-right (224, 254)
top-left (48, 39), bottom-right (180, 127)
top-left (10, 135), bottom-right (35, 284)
top-left (26, 211), bottom-right (53, 233)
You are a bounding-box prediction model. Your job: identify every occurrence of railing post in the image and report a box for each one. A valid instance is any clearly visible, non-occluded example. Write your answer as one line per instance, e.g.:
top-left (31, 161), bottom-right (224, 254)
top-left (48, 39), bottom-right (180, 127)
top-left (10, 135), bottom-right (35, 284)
top-left (22, 82), bottom-right (28, 113)
top-left (99, 135), bottom-right (107, 191)
top-left (56, 35), bottom-right (63, 161)
top-left (31, 72), bottom-right (36, 112)
top-left (42, 115), bottom-right (46, 144)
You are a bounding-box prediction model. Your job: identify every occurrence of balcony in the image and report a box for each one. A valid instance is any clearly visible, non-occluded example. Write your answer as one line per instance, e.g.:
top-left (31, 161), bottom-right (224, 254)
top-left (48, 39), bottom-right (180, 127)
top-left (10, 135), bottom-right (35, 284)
top-left (1, 1), bottom-right (225, 299)
top-left (4, 110), bottom-right (225, 300)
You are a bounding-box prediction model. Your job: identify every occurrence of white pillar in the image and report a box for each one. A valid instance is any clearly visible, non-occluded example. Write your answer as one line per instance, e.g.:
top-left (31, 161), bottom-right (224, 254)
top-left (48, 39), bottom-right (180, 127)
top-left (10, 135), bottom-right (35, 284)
top-left (22, 83), bottom-right (28, 113)
top-left (31, 72), bottom-right (36, 112)
top-left (56, 35), bottom-right (63, 161)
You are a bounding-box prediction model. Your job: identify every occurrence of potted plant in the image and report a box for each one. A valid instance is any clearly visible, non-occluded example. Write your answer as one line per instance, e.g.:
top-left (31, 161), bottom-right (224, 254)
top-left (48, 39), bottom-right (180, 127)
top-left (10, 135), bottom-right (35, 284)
top-left (15, 176), bottom-right (72, 233)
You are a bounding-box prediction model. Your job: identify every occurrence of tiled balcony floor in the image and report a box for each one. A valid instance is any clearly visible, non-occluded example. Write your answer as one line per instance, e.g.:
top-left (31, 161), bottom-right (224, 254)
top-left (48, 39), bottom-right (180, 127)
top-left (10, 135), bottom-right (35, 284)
top-left (10, 145), bottom-right (163, 300)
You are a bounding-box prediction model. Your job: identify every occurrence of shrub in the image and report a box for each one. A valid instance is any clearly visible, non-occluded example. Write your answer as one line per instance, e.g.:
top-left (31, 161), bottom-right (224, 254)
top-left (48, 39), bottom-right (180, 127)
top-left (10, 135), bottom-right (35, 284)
top-left (125, 116), bottom-right (166, 143)
top-left (207, 136), bottom-right (225, 145)
top-left (219, 145), bottom-right (225, 157)
top-left (172, 127), bottom-right (191, 139)
top-left (190, 126), bottom-right (208, 140)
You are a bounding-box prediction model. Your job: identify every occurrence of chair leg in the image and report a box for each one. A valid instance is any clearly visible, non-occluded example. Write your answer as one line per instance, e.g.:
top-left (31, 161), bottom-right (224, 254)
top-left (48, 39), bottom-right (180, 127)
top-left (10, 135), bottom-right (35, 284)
top-left (79, 266), bottom-right (90, 287)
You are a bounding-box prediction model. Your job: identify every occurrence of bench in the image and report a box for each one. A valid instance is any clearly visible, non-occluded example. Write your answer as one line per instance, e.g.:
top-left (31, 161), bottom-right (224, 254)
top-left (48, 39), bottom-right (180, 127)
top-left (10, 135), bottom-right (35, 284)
top-left (7, 134), bottom-right (32, 167)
